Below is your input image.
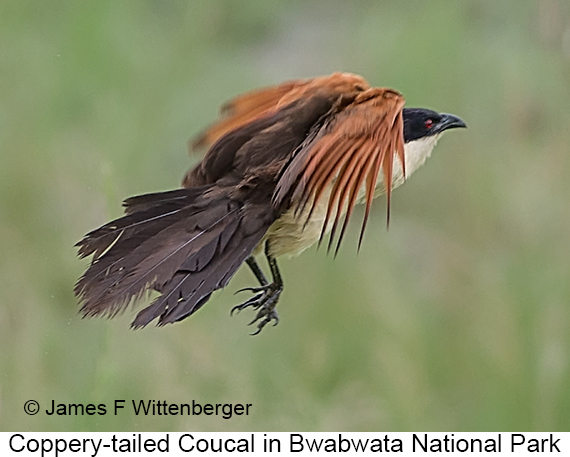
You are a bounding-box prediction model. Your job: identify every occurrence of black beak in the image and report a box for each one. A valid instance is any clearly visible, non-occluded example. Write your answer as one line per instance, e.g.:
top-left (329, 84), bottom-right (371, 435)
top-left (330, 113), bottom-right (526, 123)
top-left (435, 113), bottom-right (467, 133)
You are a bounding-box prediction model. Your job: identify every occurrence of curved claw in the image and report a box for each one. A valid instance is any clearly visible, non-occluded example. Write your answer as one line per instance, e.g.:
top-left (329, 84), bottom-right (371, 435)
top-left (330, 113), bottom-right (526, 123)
top-left (247, 295), bottom-right (280, 335)
top-left (249, 310), bottom-right (280, 336)
top-left (230, 292), bottom-right (264, 316)
top-left (234, 284), bottom-right (270, 295)
top-left (230, 305), bottom-right (241, 316)
top-left (231, 279), bottom-right (283, 335)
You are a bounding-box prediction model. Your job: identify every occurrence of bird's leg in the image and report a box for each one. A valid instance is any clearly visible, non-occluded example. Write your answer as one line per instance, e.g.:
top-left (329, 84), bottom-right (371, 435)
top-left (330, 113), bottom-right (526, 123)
top-left (231, 242), bottom-right (283, 335)
top-left (245, 256), bottom-right (269, 287)
top-left (231, 257), bottom-right (268, 300)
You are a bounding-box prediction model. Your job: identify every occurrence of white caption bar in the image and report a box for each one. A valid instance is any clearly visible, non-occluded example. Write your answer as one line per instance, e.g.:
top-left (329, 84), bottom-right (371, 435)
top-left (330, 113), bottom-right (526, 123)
top-left (1, 432), bottom-right (567, 456)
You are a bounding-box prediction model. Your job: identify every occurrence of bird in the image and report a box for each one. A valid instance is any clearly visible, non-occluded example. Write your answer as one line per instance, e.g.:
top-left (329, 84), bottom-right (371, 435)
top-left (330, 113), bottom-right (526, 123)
top-left (75, 72), bottom-right (466, 334)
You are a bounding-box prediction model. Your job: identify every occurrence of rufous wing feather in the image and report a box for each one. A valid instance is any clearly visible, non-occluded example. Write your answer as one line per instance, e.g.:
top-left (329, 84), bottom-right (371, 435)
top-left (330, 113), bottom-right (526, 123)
top-left (274, 88), bottom-right (406, 253)
top-left (189, 72), bottom-right (372, 152)
top-left (190, 79), bottom-right (309, 150)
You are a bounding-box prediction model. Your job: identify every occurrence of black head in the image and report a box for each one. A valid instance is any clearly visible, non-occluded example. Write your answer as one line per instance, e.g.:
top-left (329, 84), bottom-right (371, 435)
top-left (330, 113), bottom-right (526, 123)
top-left (403, 108), bottom-right (466, 143)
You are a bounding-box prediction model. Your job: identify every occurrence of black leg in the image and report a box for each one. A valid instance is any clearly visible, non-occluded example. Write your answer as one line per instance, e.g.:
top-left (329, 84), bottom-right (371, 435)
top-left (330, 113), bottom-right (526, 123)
top-left (267, 247), bottom-right (282, 289)
top-left (231, 242), bottom-right (283, 335)
top-left (231, 256), bottom-right (268, 297)
top-left (246, 256), bottom-right (268, 286)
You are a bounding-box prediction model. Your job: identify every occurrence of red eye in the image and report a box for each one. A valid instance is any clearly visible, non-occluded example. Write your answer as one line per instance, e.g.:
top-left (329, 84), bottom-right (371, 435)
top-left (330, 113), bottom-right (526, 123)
top-left (425, 119), bottom-right (433, 129)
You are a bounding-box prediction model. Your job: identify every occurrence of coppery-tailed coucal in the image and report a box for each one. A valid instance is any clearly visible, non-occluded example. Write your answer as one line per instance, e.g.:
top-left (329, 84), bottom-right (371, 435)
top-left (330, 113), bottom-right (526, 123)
top-left (75, 72), bottom-right (466, 334)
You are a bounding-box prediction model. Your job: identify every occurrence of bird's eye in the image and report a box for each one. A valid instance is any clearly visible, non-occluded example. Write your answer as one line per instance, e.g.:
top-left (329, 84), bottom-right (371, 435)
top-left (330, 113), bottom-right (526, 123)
top-left (425, 119), bottom-right (433, 129)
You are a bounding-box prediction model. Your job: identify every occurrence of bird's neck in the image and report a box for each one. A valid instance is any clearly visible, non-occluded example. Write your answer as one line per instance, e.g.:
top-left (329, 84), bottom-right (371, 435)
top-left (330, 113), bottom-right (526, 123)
top-left (388, 134), bottom-right (442, 191)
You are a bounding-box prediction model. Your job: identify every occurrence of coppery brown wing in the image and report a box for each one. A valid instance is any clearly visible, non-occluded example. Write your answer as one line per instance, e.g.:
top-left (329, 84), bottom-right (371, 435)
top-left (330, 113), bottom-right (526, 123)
top-left (189, 72), bottom-right (371, 151)
top-left (184, 72), bottom-right (371, 188)
top-left (274, 88), bottom-right (406, 254)
top-left (190, 79), bottom-right (309, 150)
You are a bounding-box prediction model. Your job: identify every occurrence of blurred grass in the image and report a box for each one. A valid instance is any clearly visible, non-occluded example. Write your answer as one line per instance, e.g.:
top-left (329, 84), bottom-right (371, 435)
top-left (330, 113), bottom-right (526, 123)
top-left (1, 0), bottom-right (570, 431)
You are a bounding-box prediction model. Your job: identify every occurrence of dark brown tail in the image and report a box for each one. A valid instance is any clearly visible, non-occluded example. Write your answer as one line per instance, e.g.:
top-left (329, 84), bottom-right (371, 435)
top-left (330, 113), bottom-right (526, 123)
top-left (75, 185), bottom-right (275, 327)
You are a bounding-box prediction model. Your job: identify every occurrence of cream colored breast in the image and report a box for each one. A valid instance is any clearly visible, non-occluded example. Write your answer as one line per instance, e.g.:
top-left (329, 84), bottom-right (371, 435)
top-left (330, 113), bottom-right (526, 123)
top-left (264, 134), bottom-right (442, 257)
top-left (263, 195), bottom-right (332, 257)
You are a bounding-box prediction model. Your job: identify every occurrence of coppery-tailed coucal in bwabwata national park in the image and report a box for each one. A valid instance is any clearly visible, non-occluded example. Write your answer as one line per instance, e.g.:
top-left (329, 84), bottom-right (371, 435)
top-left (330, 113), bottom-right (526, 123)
top-left (75, 72), bottom-right (466, 334)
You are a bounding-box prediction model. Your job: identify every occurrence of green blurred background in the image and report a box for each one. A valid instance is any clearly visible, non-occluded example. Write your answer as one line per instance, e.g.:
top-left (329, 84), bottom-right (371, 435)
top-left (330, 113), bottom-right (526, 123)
top-left (1, 0), bottom-right (569, 432)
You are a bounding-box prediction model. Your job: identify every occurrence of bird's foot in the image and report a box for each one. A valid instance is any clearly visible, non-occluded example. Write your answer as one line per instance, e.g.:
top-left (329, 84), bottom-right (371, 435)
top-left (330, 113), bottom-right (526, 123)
top-left (231, 283), bottom-right (282, 335)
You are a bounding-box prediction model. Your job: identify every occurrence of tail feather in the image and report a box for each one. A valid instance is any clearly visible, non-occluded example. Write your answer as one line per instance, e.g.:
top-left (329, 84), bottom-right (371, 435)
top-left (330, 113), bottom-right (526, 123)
top-left (131, 223), bottom-right (264, 327)
top-left (75, 186), bottom-right (275, 326)
top-left (122, 187), bottom-right (206, 214)
top-left (75, 193), bottom-right (214, 313)
top-left (75, 189), bottom-right (204, 260)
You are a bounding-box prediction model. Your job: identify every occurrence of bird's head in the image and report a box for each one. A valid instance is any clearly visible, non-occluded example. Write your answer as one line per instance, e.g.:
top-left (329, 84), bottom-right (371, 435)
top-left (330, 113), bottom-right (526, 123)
top-left (396, 108), bottom-right (466, 181)
top-left (403, 108), bottom-right (466, 143)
